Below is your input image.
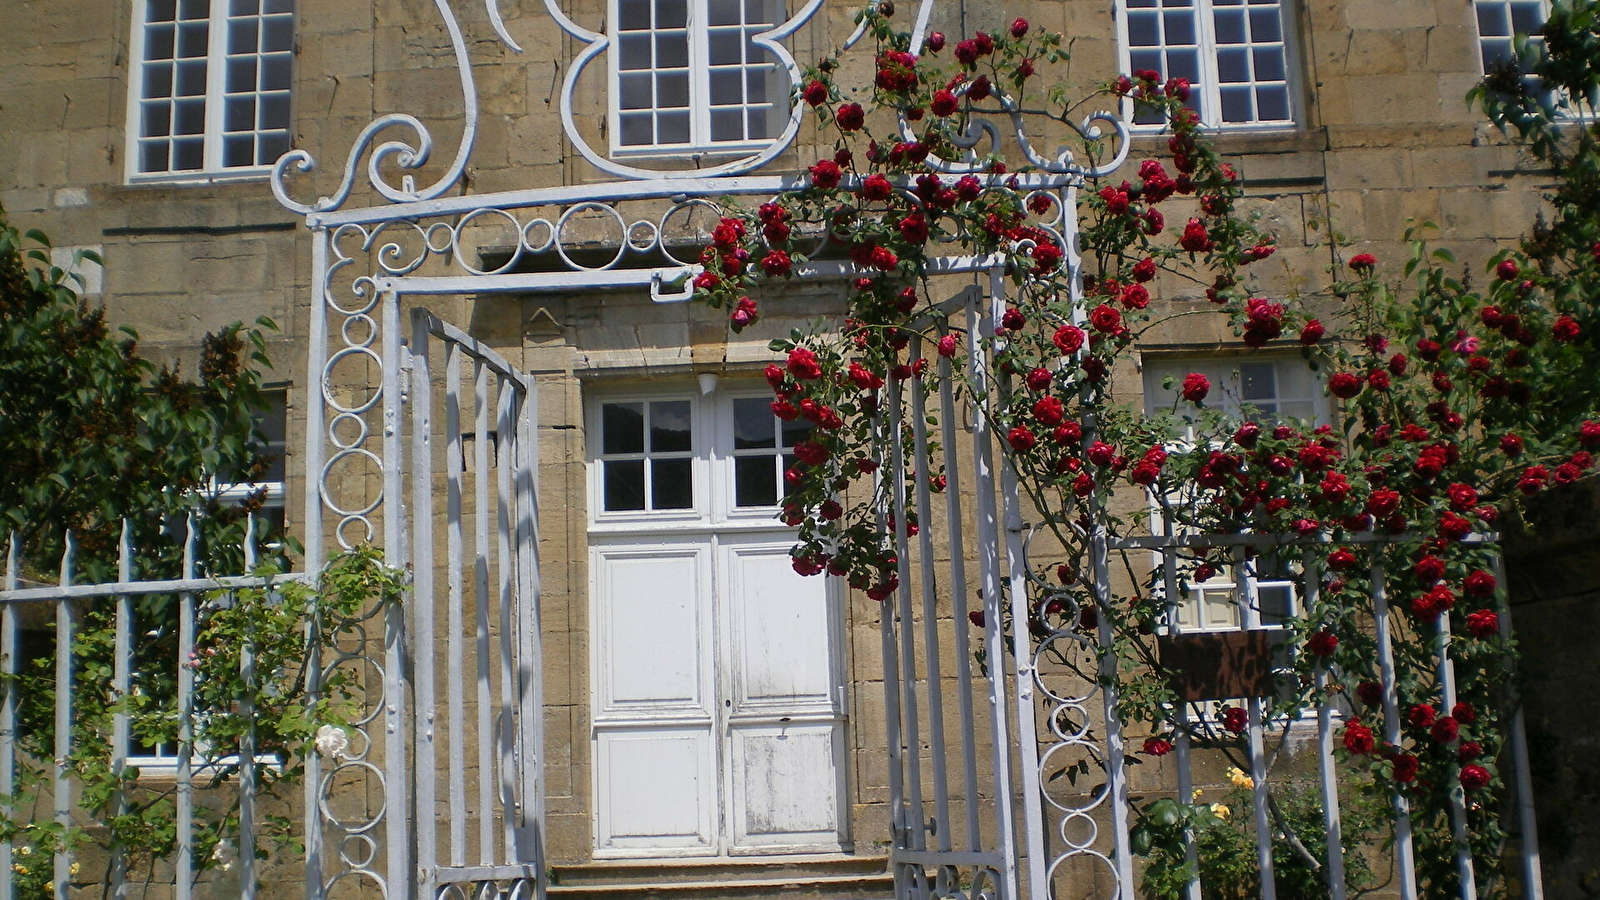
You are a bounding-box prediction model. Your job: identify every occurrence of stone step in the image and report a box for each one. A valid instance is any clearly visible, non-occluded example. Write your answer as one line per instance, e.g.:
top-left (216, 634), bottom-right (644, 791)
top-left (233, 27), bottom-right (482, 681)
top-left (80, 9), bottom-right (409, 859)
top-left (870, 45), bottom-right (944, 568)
top-left (548, 856), bottom-right (892, 900)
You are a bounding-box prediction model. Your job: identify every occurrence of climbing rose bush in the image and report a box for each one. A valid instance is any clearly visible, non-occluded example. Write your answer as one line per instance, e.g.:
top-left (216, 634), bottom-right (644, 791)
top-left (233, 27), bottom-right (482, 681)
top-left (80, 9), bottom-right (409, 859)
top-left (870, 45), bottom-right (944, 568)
top-left (694, 1), bottom-right (1600, 894)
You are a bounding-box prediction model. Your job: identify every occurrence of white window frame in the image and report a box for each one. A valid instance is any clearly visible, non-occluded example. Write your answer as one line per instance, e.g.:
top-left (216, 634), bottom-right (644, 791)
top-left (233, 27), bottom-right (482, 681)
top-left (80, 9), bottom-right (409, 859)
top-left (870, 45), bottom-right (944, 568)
top-left (1473, 0), bottom-right (1550, 76)
top-left (606, 0), bottom-right (789, 157)
top-left (1113, 0), bottom-right (1299, 131)
top-left (125, 0), bottom-right (296, 184)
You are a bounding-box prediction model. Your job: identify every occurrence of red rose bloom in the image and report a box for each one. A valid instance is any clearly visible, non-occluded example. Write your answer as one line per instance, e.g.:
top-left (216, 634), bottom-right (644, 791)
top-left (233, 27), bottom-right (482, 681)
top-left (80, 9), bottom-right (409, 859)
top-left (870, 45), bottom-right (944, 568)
top-left (926, 31), bottom-right (945, 51)
top-left (761, 249), bottom-right (793, 277)
top-left (1026, 367), bottom-right (1053, 391)
top-left (787, 347), bottom-right (824, 380)
top-left (1439, 511), bottom-right (1474, 541)
top-left (1132, 256), bottom-right (1157, 282)
top-left (1010, 16), bottom-right (1030, 37)
top-left (870, 245), bottom-right (899, 271)
top-left (1329, 372), bottom-right (1363, 399)
top-left (859, 172), bottom-right (893, 201)
top-left (937, 334), bottom-right (959, 358)
top-left (1007, 426), bottom-right (1037, 452)
top-left (1220, 706), bottom-right (1248, 734)
top-left (1343, 720), bottom-right (1376, 754)
top-left (1464, 570), bottom-right (1496, 597)
top-left (1430, 716), bottom-right (1460, 744)
top-left (1089, 304), bottom-right (1123, 334)
top-left (792, 440), bottom-right (831, 466)
top-left (1458, 741), bottom-right (1483, 762)
top-left (809, 159), bottom-right (842, 188)
top-left (1142, 736), bottom-right (1173, 756)
top-left (1307, 630), bottom-right (1338, 657)
top-left (1327, 548), bottom-right (1357, 570)
top-left (1446, 482), bottom-right (1479, 511)
top-left (931, 89), bottom-right (958, 117)
top-left (835, 102), bottom-right (865, 131)
top-left (1300, 319), bottom-right (1326, 344)
top-left (802, 79), bottom-right (828, 106)
top-left (1181, 372), bottom-right (1210, 403)
top-left (1349, 253), bottom-right (1377, 272)
top-left (1553, 315), bottom-right (1581, 342)
top-left (1466, 608), bottom-right (1499, 638)
top-left (1460, 764), bottom-right (1492, 791)
top-left (1496, 259), bottom-right (1520, 281)
top-left (1356, 683), bottom-right (1383, 707)
top-left (1053, 325), bottom-right (1086, 354)
top-left (1453, 702), bottom-right (1477, 724)
top-left (1032, 396), bottom-right (1065, 426)
top-left (1581, 420), bottom-right (1600, 447)
top-left (1390, 753), bottom-right (1420, 783)
top-left (1408, 704), bottom-right (1437, 728)
top-left (1179, 218), bottom-right (1212, 252)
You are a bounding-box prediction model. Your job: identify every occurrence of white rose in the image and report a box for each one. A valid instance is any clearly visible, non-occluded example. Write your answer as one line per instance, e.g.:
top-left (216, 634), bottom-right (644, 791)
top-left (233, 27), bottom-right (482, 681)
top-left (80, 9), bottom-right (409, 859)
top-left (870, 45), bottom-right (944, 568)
top-left (315, 725), bottom-right (351, 760)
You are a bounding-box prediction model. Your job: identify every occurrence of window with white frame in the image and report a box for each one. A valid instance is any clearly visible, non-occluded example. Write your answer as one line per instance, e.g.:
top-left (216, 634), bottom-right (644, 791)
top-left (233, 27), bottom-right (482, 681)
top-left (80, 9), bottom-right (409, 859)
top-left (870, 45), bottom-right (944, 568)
top-left (1474, 0), bottom-right (1547, 73)
top-left (1116, 0), bottom-right (1294, 129)
top-left (213, 387), bottom-right (288, 541)
top-left (129, 0), bottom-right (294, 179)
top-left (610, 0), bottom-right (789, 154)
top-left (1142, 355), bottom-right (1327, 444)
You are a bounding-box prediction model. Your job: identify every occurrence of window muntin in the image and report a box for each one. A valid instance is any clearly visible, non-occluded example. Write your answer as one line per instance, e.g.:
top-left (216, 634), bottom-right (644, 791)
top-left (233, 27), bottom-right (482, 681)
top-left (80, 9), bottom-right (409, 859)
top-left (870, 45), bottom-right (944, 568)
top-left (1118, 0), bottom-right (1293, 129)
top-left (730, 397), bottom-right (810, 508)
top-left (611, 0), bottom-right (789, 154)
top-left (130, 0), bottom-right (294, 180)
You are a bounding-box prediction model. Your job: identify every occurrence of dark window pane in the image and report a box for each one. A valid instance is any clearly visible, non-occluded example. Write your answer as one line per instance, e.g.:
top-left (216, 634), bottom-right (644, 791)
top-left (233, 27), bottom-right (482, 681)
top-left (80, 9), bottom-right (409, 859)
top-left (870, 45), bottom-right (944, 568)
top-left (260, 93), bottom-right (290, 128)
top-left (618, 0), bottom-right (650, 29)
top-left (780, 416), bottom-right (811, 448)
top-left (656, 31), bottom-right (689, 67)
top-left (652, 458), bottom-right (693, 509)
top-left (224, 96), bottom-right (254, 131)
top-left (1220, 85), bottom-right (1253, 122)
top-left (172, 138), bottom-right (204, 169)
top-left (657, 0), bottom-right (688, 28)
top-left (177, 21), bottom-right (209, 58)
top-left (223, 134), bottom-right (254, 166)
top-left (1218, 46), bottom-right (1249, 82)
top-left (1214, 8), bottom-right (1245, 43)
top-left (618, 33), bottom-right (652, 69)
top-left (1253, 47), bottom-right (1285, 81)
top-left (142, 101), bottom-right (172, 137)
top-left (262, 17), bottom-right (294, 51)
top-left (602, 402), bottom-right (645, 454)
top-left (782, 453), bottom-right (800, 496)
top-left (619, 114), bottom-right (652, 145)
top-left (658, 72), bottom-right (690, 107)
top-left (262, 0), bottom-right (293, 13)
top-left (1163, 9), bottom-right (1196, 44)
top-left (140, 141), bottom-right (170, 173)
top-left (658, 111), bottom-right (690, 143)
top-left (1240, 362), bottom-right (1277, 401)
top-left (174, 98), bottom-right (206, 134)
top-left (710, 108), bottom-right (744, 141)
top-left (176, 60), bottom-right (207, 96)
top-left (147, 25), bottom-right (176, 60)
top-left (735, 456), bottom-right (777, 507)
top-left (604, 459), bottom-right (646, 510)
top-left (650, 400), bottom-right (692, 451)
top-left (257, 131), bottom-right (290, 164)
top-left (708, 0), bottom-right (741, 25)
top-left (148, 0), bottom-right (179, 22)
top-left (1128, 11), bottom-right (1159, 46)
top-left (1256, 85), bottom-right (1289, 121)
top-left (230, 18), bottom-right (259, 54)
top-left (1248, 7), bottom-right (1281, 41)
top-left (1258, 584), bottom-right (1293, 626)
top-left (734, 399), bottom-right (776, 449)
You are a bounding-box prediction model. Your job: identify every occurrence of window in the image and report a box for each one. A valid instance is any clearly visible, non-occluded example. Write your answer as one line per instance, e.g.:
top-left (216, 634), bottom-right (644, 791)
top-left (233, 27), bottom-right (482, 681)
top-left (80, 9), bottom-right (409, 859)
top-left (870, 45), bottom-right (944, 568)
top-left (213, 387), bottom-right (288, 541)
top-left (128, 0), bottom-right (295, 180)
top-left (1142, 355), bottom-right (1327, 444)
top-left (1474, 0), bottom-right (1547, 73)
top-left (610, 0), bottom-right (789, 154)
top-left (1116, 0), bottom-right (1294, 129)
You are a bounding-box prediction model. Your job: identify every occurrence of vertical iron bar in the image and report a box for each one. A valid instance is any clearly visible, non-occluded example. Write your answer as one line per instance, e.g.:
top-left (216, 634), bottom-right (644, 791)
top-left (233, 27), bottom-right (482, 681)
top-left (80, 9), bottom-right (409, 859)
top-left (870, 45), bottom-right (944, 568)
top-left (54, 533), bottom-right (75, 900)
top-left (1, 535), bottom-right (19, 900)
top-left (514, 374), bottom-right (546, 893)
top-left (1160, 535), bottom-right (1201, 900)
top-left (1491, 552), bottom-right (1543, 900)
top-left (110, 521), bottom-right (133, 900)
top-left (1304, 557), bottom-right (1346, 900)
top-left (381, 290), bottom-right (411, 899)
top-left (411, 310), bottom-right (439, 897)
top-left (908, 337), bottom-right (953, 851)
top-left (1236, 558), bottom-right (1276, 900)
top-left (473, 359), bottom-right (495, 865)
top-left (1435, 615), bottom-right (1476, 899)
top-left (965, 287), bottom-right (1020, 900)
top-left (496, 380), bottom-right (519, 861)
top-left (871, 398), bottom-right (907, 894)
top-left (302, 226), bottom-right (330, 900)
top-left (935, 328), bottom-right (982, 852)
top-left (177, 518), bottom-right (198, 900)
top-left (446, 339), bottom-right (468, 866)
top-left (239, 519), bottom-right (259, 900)
top-left (886, 372), bottom-right (926, 852)
top-left (1372, 560), bottom-right (1420, 900)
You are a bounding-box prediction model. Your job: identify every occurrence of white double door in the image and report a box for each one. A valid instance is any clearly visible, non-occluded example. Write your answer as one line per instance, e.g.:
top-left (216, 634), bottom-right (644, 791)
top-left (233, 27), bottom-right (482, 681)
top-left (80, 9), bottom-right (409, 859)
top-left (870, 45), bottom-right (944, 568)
top-left (588, 391), bottom-right (847, 858)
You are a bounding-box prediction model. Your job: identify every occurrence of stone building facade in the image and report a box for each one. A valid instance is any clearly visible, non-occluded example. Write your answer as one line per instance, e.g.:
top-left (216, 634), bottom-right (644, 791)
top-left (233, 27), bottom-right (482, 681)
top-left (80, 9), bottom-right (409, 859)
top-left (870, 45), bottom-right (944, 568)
top-left (2, 0), bottom-right (1590, 896)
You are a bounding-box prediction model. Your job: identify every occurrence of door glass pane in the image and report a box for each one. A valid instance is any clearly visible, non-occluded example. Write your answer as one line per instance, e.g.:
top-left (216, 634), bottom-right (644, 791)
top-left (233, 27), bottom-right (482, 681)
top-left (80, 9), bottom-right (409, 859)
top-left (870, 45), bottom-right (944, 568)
top-left (603, 402), bottom-right (645, 454)
top-left (651, 401), bottom-right (692, 452)
top-left (652, 458), bottom-right (693, 509)
top-left (605, 460), bottom-right (646, 511)
top-left (735, 456), bottom-right (777, 507)
top-left (734, 399), bottom-right (776, 449)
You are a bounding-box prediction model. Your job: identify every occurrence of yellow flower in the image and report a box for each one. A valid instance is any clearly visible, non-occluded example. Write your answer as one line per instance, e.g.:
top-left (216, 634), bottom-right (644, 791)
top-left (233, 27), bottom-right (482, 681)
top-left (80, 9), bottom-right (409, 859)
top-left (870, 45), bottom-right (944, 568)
top-left (1227, 766), bottom-right (1255, 790)
top-left (1191, 787), bottom-right (1203, 801)
top-left (70, 862), bottom-right (80, 875)
top-left (1210, 803), bottom-right (1231, 820)
top-left (12, 864), bottom-right (26, 875)
top-left (16, 846), bottom-right (30, 857)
